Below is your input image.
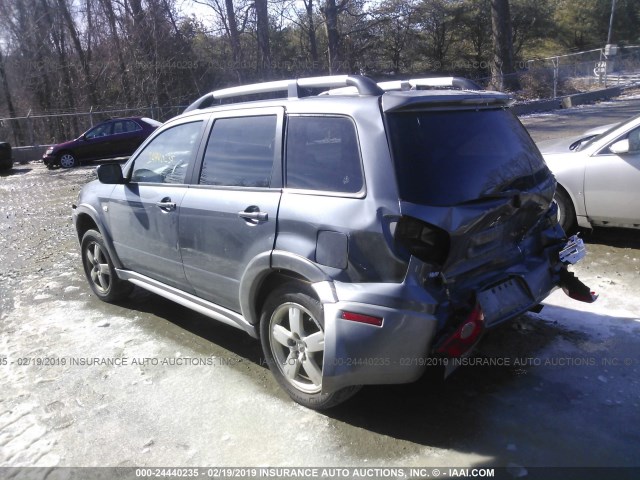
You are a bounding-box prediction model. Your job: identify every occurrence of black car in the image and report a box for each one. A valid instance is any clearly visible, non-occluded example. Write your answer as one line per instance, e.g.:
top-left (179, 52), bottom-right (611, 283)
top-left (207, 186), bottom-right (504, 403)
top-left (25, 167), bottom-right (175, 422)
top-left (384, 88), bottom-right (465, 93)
top-left (43, 117), bottom-right (161, 168)
top-left (0, 141), bottom-right (12, 170)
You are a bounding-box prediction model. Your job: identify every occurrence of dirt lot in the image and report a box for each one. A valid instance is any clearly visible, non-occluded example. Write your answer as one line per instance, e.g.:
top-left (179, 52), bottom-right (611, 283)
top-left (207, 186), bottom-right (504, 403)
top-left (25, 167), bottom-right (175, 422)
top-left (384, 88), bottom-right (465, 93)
top-left (1, 98), bottom-right (639, 475)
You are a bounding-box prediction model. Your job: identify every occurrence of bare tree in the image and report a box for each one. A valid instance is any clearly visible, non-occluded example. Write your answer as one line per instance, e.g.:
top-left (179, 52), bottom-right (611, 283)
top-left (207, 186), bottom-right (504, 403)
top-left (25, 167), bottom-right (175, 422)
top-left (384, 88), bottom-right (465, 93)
top-left (303, 0), bottom-right (320, 68)
top-left (0, 47), bottom-right (24, 144)
top-left (39, 0), bottom-right (79, 136)
top-left (280, 0), bottom-right (321, 72)
top-left (321, 0), bottom-right (348, 73)
top-left (490, 0), bottom-right (520, 91)
top-left (376, 0), bottom-right (420, 74)
top-left (57, 0), bottom-right (98, 106)
top-left (254, 0), bottom-right (271, 76)
top-left (100, 0), bottom-right (132, 103)
top-left (197, 0), bottom-right (251, 81)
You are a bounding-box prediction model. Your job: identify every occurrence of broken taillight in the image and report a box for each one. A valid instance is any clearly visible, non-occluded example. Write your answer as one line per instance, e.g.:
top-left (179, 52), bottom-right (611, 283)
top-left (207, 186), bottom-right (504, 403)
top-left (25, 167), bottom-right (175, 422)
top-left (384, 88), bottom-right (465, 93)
top-left (435, 305), bottom-right (485, 357)
top-left (559, 269), bottom-right (598, 303)
top-left (395, 216), bottom-right (450, 265)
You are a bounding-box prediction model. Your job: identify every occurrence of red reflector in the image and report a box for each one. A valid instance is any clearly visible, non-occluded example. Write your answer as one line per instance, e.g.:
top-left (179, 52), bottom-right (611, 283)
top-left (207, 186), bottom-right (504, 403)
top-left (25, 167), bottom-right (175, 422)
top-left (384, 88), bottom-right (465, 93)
top-left (341, 311), bottom-right (383, 327)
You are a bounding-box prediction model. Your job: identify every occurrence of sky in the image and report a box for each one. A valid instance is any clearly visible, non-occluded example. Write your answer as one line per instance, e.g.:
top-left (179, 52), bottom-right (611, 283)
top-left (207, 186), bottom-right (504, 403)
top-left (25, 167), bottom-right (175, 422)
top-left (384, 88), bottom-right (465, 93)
top-left (175, 0), bottom-right (217, 24)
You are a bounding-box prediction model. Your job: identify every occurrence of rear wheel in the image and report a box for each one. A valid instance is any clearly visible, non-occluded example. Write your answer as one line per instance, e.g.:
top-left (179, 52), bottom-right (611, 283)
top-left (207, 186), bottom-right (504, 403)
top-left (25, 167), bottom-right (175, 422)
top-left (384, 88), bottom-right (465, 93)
top-left (59, 152), bottom-right (77, 168)
top-left (81, 229), bottom-right (132, 302)
top-left (555, 187), bottom-right (576, 234)
top-left (259, 284), bottom-right (360, 410)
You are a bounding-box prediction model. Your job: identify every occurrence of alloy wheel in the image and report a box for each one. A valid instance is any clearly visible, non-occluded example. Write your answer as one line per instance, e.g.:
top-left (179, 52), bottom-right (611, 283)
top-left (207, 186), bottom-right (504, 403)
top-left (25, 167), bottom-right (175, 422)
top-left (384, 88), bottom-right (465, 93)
top-left (269, 302), bottom-right (325, 394)
top-left (85, 241), bottom-right (111, 294)
top-left (60, 153), bottom-right (76, 168)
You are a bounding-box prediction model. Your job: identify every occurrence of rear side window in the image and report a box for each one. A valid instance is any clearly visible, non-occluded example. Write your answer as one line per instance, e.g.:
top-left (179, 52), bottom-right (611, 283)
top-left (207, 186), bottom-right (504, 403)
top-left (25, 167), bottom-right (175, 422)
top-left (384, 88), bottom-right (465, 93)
top-left (386, 109), bottom-right (550, 206)
top-left (200, 115), bottom-right (276, 188)
top-left (113, 120), bottom-right (142, 134)
top-left (286, 116), bottom-right (363, 194)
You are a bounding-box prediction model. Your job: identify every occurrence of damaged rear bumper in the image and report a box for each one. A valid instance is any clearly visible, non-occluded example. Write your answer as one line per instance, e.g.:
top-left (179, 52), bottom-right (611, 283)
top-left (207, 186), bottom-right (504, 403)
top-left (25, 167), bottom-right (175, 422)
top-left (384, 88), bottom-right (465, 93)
top-left (558, 234), bottom-right (598, 303)
top-left (318, 234), bottom-right (596, 394)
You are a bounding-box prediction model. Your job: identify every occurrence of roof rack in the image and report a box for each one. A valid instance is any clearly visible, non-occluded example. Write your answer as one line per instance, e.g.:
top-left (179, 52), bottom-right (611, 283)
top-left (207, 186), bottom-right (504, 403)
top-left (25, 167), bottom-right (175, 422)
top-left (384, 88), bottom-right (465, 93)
top-left (379, 77), bottom-right (482, 91)
top-left (320, 77), bottom-right (482, 96)
top-left (184, 75), bottom-right (384, 112)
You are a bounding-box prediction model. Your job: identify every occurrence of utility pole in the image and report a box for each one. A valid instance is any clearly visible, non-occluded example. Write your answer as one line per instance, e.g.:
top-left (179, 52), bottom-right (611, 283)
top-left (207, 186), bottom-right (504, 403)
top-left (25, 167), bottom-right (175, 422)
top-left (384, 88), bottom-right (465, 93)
top-left (607, 0), bottom-right (616, 45)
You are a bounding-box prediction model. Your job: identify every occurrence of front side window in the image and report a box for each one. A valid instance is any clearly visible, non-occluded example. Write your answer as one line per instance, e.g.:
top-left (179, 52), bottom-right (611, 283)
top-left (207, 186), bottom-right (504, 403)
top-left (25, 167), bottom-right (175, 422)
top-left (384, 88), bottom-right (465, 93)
top-left (285, 116), bottom-right (363, 194)
top-left (200, 115), bottom-right (277, 188)
top-left (86, 123), bottom-right (112, 139)
top-left (605, 126), bottom-right (640, 154)
top-left (130, 121), bottom-right (203, 184)
top-left (629, 127), bottom-right (640, 152)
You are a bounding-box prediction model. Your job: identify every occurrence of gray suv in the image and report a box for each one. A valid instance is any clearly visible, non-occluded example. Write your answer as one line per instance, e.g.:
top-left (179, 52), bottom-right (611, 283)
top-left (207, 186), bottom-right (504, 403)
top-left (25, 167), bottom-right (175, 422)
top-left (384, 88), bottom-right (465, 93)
top-left (73, 75), bottom-right (595, 409)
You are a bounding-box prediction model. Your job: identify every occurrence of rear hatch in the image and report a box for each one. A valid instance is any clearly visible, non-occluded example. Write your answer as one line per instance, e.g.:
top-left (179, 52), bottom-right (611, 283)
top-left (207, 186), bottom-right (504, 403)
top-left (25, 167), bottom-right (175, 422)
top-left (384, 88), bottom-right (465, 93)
top-left (384, 95), bottom-right (563, 321)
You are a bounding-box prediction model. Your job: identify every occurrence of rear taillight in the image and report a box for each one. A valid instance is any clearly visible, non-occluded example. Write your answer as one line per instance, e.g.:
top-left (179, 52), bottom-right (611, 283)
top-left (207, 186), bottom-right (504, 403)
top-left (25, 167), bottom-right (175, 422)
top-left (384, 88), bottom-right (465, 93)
top-left (435, 306), bottom-right (485, 357)
top-left (394, 216), bottom-right (450, 265)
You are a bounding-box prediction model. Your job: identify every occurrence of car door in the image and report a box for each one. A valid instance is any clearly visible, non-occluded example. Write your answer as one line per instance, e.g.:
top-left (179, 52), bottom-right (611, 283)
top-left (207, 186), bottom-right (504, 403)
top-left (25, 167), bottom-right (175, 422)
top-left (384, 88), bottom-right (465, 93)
top-left (179, 109), bottom-right (283, 312)
top-left (110, 119), bottom-right (143, 156)
top-left (107, 117), bottom-right (208, 292)
top-left (584, 125), bottom-right (640, 225)
top-left (77, 122), bottom-right (114, 160)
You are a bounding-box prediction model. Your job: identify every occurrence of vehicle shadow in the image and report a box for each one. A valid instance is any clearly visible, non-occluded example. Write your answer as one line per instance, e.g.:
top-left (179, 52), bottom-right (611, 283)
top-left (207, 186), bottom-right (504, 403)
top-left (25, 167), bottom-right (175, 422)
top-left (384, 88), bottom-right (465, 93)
top-left (580, 227), bottom-right (640, 249)
top-left (117, 287), bottom-right (264, 364)
top-left (111, 289), bottom-right (639, 465)
top-left (324, 312), bottom-right (579, 445)
top-left (116, 287), bottom-right (636, 455)
top-left (0, 166), bottom-right (32, 176)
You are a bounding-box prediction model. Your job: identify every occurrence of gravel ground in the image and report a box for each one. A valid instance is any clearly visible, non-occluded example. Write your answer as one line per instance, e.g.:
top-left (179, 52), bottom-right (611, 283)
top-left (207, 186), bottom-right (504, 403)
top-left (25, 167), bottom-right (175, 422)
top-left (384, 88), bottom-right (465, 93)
top-left (1, 97), bottom-right (639, 474)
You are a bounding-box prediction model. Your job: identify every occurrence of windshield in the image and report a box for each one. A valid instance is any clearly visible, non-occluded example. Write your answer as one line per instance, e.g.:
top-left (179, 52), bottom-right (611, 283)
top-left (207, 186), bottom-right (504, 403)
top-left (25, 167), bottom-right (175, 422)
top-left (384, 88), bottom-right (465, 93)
top-left (576, 119), bottom-right (632, 152)
top-left (386, 109), bottom-right (550, 206)
top-left (142, 117), bottom-right (163, 127)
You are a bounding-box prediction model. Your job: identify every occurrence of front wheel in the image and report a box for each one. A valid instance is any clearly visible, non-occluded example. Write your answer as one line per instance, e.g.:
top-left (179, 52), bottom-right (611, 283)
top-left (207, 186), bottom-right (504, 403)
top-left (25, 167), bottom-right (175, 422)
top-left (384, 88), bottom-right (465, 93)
top-left (555, 188), bottom-right (577, 234)
top-left (259, 284), bottom-right (360, 410)
top-left (81, 229), bottom-right (132, 302)
top-left (59, 152), bottom-right (77, 168)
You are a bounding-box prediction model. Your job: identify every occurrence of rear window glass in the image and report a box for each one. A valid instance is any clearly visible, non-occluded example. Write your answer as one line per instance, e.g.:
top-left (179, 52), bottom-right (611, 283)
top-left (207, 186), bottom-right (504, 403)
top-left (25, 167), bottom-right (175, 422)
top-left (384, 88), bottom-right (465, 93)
top-left (386, 109), bottom-right (550, 206)
top-left (286, 116), bottom-right (363, 193)
top-left (200, 115), bottom-right (276, 188)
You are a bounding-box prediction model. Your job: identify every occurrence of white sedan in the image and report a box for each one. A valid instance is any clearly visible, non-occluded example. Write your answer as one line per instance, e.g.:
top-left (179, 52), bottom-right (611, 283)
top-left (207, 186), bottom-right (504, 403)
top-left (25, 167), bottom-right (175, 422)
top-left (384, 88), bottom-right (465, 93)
top-left (538, 114), bottom-right (640, 232)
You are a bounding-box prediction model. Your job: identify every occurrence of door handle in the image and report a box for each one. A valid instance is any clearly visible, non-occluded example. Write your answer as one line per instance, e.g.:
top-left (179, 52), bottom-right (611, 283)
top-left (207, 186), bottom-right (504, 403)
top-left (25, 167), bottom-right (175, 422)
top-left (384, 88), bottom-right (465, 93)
top-left (156, 198), bottom-right (177, 211)
top-left (238, 209), bottom-right (268, 222)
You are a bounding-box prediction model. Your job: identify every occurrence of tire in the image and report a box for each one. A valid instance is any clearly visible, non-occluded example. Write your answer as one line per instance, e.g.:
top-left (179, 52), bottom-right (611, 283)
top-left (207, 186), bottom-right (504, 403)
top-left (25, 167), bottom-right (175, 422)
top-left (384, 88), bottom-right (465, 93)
top-left (81, 229), bottom-right (132, 302)
top-left (59, 152), bottom-right (77, 168)
top-left (554, 187), bottom-right (577, 234)
top-left (259, 283), bottom-right (361, 410)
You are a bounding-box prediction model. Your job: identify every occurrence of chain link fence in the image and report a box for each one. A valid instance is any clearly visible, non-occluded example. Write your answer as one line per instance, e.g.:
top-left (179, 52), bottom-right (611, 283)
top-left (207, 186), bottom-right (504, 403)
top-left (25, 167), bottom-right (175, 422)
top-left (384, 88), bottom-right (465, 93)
top-left (0, 105), bottom-right (186, 151)
top-left (512, 45), bottom-right (640, 101)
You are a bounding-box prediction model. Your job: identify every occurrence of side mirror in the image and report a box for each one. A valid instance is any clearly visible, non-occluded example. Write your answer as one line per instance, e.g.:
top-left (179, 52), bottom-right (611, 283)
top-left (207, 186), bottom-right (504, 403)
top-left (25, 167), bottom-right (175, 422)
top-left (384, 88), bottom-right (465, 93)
top-left (610, 139), bottom-right (630, 154)
top-left (97, 163), bottom-right (125, 184)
